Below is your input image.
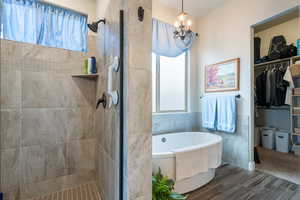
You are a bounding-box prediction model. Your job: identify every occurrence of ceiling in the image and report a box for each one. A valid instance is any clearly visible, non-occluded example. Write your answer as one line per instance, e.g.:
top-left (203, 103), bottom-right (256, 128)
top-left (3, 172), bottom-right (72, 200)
top-left (158, 0), bottom-right (226, 18)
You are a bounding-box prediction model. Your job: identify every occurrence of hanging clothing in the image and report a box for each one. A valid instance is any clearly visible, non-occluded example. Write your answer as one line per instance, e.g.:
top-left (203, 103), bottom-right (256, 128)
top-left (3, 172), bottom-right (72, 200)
top-left (270, 68), bottom-right (277, 106)
top-left (256, 71), bottom-right (267, 106)
top-left (284, 66), bottom-right (294, 105)
top-left (276, 67), bottom-right (289, 105)
top-left (255, 63), bottom-right (289, 107)
top-left (266, 69), bottom-right (272, 105)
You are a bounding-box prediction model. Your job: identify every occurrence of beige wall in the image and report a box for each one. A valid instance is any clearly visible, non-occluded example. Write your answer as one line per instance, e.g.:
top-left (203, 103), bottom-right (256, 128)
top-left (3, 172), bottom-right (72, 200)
top-left (197, 0), bottom-right (298, 116)
top-left (197, 0), bottom-right (299, 169)
top-left (152, 0), bottom-right (200, 112)
top-left (255, 17), bottom-right (300, 57)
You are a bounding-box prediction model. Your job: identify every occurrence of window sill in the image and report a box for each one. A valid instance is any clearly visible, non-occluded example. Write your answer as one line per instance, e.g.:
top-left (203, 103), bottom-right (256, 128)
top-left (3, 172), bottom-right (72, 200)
top-left (152, 111), bottom-right (189, 116)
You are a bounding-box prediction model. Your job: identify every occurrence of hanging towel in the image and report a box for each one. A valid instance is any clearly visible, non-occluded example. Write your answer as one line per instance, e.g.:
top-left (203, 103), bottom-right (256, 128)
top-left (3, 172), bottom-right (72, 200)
top-left (201, 96), bottom-right (217, 130)
top-left (173, 146), bottom-right (208, 181)
top-left (284, 66), bottom-right (294, 105)
top-left (216, 95), bottom-right (237, 133)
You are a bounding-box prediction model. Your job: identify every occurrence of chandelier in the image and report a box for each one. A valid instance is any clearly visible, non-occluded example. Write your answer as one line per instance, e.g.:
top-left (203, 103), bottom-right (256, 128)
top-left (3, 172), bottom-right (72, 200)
top-left (174, 0), bottom-right (192, 40)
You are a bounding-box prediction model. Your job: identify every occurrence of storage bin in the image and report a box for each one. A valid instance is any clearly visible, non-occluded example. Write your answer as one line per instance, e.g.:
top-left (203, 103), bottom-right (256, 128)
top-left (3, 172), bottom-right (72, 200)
top-left (294, 128), bottom-right (300, 134)
top-left (275, 131), bottom-right (290, 153)
top-left (294, 88), bottom-right (300, 95)
top-left (261, 128), bottom-right (276, 150)
top-left (293, 145), bottom-right (300, 156)
top-left (290, 64), bottom-right (300, 77)
top-left (293, 107), bottom-right (300, 115)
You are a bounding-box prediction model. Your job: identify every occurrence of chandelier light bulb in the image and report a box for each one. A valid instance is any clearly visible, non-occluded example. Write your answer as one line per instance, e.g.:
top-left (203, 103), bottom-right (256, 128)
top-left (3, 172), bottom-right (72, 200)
top-left (178, 12), bottom-right (186, 22)
top-left (174, 0), bottom-right (193, 40)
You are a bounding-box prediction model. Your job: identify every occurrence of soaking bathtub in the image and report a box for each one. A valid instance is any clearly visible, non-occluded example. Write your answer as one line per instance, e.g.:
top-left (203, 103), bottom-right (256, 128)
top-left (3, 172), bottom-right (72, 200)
top-left (152, 132), bottom-right (222, 194)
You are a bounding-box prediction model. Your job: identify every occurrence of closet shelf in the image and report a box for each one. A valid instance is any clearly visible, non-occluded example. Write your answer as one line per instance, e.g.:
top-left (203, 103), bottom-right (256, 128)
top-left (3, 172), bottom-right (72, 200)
top-left (254, 57), bottom-right (291, 67)
top-left (71, 74), bottom-right (99, 79)
top-left (254, 56), bottom-right (300, 68)
top-left (256, 106), bottom-right (290, 110)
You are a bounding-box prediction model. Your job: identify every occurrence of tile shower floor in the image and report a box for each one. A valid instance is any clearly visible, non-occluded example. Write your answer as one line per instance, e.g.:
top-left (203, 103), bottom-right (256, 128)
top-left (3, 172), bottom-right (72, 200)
top-left (28, 182), bottom-right (101, 200)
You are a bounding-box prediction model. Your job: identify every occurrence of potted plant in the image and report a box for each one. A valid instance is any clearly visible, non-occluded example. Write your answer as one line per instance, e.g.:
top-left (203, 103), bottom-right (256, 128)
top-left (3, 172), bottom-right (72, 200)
top-left (152, 168), bottom-right (187, 200)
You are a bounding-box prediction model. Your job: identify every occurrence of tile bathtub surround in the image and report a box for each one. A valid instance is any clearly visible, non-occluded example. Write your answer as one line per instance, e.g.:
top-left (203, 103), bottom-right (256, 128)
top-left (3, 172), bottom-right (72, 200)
top-left (152, 112), bottom-right (200, 134)
top-left (153, 112), bottom-right (249, 170)
top-left (0, 37), bottom-right (97, 199)
top-left (199, 114), bottom-right (250, 170)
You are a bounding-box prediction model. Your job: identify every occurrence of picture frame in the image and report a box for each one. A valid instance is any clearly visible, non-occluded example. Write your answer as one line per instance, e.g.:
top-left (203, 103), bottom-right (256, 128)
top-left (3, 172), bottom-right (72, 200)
top-left (205, 58), bottom-right (240, 93)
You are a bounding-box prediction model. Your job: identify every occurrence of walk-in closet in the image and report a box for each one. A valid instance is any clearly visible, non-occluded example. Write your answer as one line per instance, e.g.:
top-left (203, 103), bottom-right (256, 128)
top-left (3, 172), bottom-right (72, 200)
top-left (253, 6), bottom-right (300, 184)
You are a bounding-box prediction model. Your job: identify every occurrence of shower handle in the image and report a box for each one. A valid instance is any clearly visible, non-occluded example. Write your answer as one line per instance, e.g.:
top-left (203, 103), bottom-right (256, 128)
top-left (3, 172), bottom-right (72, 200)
top-left (96, 93), bottom-right (107, 109)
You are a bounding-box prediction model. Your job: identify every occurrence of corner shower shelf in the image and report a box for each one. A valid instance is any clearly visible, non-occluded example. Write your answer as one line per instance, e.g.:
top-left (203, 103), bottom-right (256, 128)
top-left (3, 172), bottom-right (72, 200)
top-left (71, 74), bottom-right (99, 79)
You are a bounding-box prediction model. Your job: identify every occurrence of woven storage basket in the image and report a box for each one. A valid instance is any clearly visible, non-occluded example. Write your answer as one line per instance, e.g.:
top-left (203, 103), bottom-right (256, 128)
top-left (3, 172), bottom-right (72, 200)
top-left (294, 108), bottom-right (300, 114)
top-left (294, 128), bottom-right (300, 134)
top-left (294, 88), bottom-right (300, 95)
top-left (290, 64), bottom-right (300, 77)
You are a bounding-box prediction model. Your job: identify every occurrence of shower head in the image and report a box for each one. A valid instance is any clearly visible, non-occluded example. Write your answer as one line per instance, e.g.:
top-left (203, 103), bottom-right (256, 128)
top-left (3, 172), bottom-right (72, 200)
top-left (88, 19), bottom-right (106, 33)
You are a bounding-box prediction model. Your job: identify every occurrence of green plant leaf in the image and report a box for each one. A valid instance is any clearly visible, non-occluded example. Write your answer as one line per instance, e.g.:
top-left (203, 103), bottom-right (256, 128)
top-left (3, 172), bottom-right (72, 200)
top-left (152, 169), bottom-right (187, 200)
top-left (169, 192), bottom-right (187, 200)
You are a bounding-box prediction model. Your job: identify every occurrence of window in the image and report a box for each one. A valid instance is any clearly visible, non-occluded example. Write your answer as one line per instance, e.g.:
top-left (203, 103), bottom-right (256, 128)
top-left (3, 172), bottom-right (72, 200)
top-left (152, 52), bottom-right (188, 113)
top-left (0, 0), bottom-right (87, 52)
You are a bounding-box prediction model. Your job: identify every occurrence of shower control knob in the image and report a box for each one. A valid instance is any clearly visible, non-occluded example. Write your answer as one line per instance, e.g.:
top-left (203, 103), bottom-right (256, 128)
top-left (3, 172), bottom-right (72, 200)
top-left (107, 91), bottom-right (119, 108)
top-left (96, 93), bottom-right (107, 109)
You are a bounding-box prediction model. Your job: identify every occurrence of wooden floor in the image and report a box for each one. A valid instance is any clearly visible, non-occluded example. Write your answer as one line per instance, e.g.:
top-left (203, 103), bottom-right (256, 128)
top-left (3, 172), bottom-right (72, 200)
top-left (256, 147), bottom-right (300, 185)
top-left (187, 165), bottom-right (300, 200)
top-left (28, 182), bottom-right (101, 200)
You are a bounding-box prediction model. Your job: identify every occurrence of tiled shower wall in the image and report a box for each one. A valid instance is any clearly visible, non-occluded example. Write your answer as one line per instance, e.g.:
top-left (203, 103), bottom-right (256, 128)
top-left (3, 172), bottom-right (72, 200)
top-left (0, 37), bottom-right (97, 199)
top-left (94, 0), bottom-right (122, 199)
top-left (95, 0), bottom-right (153, 199)
top-left (126, 1), bottom-right (152, 199)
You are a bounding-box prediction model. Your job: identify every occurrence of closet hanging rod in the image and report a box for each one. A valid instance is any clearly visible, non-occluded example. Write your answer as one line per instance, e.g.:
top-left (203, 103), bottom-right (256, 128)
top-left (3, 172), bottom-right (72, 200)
top-left (254, 57), bottom-right (291, 68)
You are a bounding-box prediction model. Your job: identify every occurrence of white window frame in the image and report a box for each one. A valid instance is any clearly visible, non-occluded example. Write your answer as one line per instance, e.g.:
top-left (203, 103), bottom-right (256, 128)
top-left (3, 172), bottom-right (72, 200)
top-left (153, 52), bottom-right (189, 113)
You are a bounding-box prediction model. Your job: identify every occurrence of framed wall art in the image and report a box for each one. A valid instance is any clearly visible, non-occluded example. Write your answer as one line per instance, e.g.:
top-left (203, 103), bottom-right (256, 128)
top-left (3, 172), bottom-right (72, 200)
top-left (205, 58), bottom-right (240, 93)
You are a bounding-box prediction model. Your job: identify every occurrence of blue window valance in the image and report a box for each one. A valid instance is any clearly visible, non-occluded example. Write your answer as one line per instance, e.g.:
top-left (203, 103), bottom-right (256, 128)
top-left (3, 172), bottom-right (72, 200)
top-left (1, 0), bottom-right (88, 52)
top-left (152, 18), bottom-right (197, 57)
